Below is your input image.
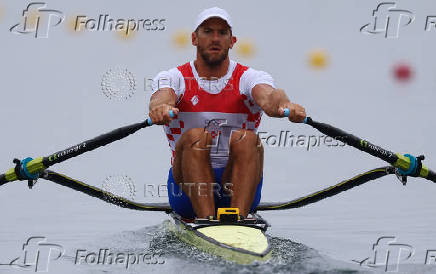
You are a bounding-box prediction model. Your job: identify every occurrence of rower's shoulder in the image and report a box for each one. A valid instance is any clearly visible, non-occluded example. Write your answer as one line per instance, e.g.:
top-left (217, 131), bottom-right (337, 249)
top-left (239, 66), bottom-right (274, 82)
top-left (233, 61), bottom-right (270, 77)
top-left (154, 60), bottom-right (192, 74)
top-left (151, 65), bottom-right (186, 94)
top-left (236, 63), bottom-right (275, 93)
top-left (154, 66), bottom-right (184, 79)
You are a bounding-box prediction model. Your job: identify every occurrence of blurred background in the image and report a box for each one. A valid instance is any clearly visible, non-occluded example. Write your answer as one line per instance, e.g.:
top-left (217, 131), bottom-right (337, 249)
top-left (1, 0), bottom-right (436, 271)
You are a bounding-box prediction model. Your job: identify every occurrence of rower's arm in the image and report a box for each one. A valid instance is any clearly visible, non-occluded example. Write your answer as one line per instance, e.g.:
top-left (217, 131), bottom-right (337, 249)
top-left (149, 88), bottom-right (178, 125)
top-left (251, 84), bottom-right (306, 123)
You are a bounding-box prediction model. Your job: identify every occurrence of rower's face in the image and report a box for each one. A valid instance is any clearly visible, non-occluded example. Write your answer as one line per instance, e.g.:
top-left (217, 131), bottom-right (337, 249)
top-left (192, 18), bottom-right (237, 67)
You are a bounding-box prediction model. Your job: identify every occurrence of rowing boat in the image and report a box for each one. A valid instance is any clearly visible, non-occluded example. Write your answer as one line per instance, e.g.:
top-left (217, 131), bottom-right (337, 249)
top-left (168, 209), bottom-right (271, 264)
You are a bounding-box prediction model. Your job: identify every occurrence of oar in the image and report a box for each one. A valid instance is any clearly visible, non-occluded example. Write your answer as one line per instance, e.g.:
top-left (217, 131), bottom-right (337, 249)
top-left (257, 166), bottom-right (395, 211)
top-left (283, 108), bottom-right (436, 183)
top-left (0, 112), bottom-right (174, 186)
top-left (41, 170), bottom-right (172, 212)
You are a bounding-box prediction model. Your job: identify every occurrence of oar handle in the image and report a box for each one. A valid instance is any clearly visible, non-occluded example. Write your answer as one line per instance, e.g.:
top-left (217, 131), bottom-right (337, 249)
top-left (146, 110), bottom-right (175, 126)
top-left (282, 108), bottom-right (309, 123)
top-left (283, 108), bottom-right (290, 117)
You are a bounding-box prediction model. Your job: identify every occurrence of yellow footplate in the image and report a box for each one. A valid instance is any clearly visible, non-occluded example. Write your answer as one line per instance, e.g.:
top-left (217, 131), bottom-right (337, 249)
top-left (217, 208), bottom-right (240, 222)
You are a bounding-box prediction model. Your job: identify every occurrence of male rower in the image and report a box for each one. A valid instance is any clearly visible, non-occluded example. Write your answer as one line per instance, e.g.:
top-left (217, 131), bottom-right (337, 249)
top-left (149, 7), bottom-right (306, 219)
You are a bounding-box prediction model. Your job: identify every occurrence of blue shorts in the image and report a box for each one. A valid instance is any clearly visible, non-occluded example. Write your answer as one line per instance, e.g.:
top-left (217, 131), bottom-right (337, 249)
top-left (167, 167), bottom-right (263, 219)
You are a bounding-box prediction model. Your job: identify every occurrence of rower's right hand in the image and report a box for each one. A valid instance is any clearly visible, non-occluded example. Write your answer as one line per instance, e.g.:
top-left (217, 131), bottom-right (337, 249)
top-left (280, 103), bottom-right (306, 123)
top-left (149, 104), bottom-right (179, 125)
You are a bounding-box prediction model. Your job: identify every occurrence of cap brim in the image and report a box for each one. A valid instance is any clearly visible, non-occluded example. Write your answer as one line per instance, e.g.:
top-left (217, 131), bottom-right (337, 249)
top-left (195, 15), bottom-right (232, 30)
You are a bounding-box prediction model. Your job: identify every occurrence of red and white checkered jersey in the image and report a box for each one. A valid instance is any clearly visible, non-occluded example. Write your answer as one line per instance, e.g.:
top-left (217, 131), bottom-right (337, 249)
top-left (152, 60), bottom-right (275, 168)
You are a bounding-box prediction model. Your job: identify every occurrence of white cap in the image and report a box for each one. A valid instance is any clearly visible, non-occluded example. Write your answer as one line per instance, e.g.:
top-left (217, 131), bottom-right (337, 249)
top-left (194, 7), bottom-right (232, 31)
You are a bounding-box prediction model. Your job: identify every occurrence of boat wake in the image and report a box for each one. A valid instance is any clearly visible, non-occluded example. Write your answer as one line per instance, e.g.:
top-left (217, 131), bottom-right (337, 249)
top-left (59, 221), bottom-right (365, 273)
top-left (140, 221), bottom-right (363, 273)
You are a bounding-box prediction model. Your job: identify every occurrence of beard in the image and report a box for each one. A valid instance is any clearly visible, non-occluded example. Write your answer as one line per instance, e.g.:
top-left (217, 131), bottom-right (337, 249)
top-left (198, 44), bottom-right (229, 68)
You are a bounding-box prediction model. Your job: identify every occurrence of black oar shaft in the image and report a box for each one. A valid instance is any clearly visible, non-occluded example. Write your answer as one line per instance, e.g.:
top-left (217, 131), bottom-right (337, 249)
top-left (0, 120), bottom-right (151, 185)
top-left (257, 166), bottom-right (395, 211)
top-left (305, 117), bottom-right (436, 183)
top-left (42, 121), bottom-right (149, 167)
top-left (305, 117), bottom-right (398, 164)
top-left (428, 170), bottom-right (436, 182)
top-left (42, 170), bottom-right (171, 212)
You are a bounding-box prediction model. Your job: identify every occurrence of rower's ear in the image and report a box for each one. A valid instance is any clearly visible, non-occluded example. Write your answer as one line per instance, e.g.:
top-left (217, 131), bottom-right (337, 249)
top-left (229, 36), bottom-right (237, 49)
top-left (192, 31), bottom-right (198, 46)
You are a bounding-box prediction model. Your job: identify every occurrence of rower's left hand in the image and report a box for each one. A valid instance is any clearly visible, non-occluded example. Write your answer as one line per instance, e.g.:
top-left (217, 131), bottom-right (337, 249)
top-left (279, 103), bottom-right (306, 123)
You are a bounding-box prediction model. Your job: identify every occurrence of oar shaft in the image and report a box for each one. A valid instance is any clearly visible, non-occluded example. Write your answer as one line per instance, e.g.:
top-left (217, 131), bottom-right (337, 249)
top-left (428, 169), bottom-right (436, 182)
top-left (0, 110), bottom-right (175, 186)
top-left (0, 120), bottom-right (151, 185)
top-left (282, 109), bottom-right (399, 164)
top-left (284, 108), bottom-right (435, 182)
top-left (305, 117), bottom-right (398, 164)
top-left (304, 116), bottom-right (436, 183)
top-left (43, 121), bottom-right (149, 167)
top-left (0, 174), bottom-right (6, 186)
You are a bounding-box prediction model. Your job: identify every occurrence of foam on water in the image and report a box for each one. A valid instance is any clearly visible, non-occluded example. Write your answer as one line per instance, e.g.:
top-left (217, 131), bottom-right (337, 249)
top-left (58, 222), bottom-right (365, 274)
